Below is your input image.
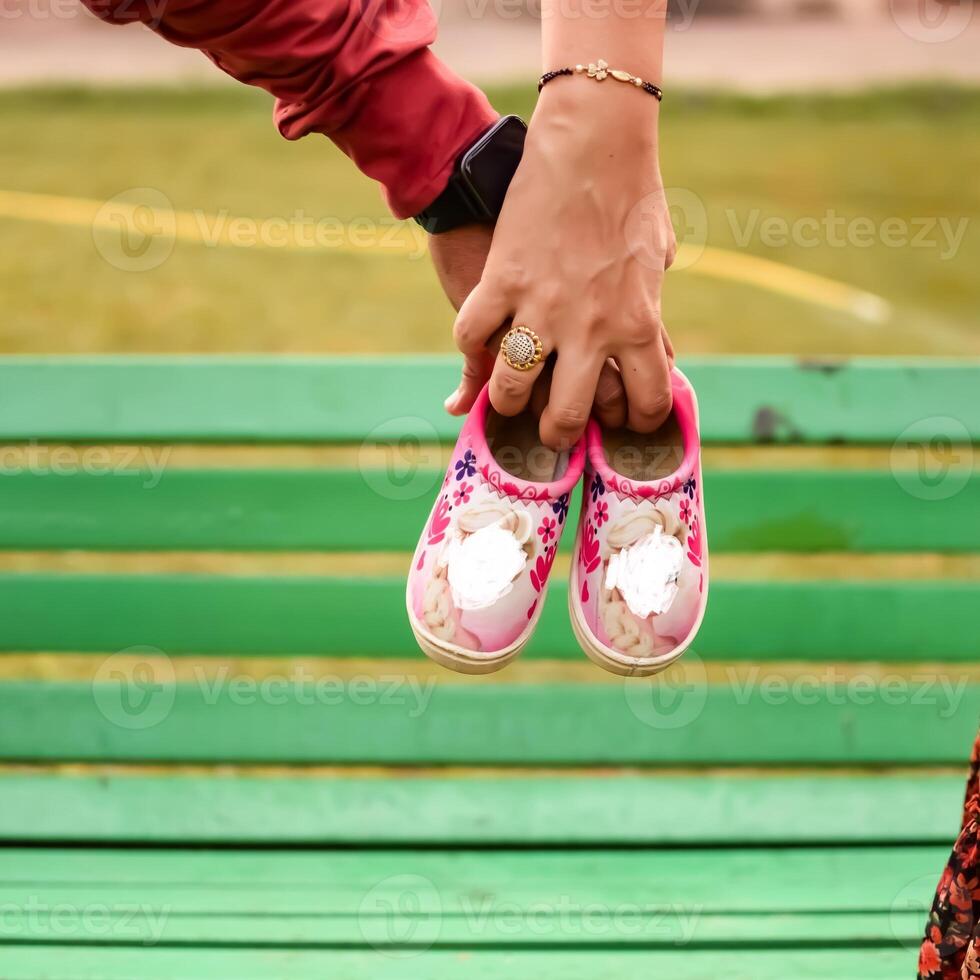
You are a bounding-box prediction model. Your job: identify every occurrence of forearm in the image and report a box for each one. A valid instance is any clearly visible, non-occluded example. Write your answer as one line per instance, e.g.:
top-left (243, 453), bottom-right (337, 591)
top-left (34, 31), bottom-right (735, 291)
top-left (82, 0), bottom-right (497, 217)
top-left (451, 0), bottom-right (676, 446)
top-left (538, 0), bottom-right (665, 158)
top-left (541, 0), bottom-right (666, 86)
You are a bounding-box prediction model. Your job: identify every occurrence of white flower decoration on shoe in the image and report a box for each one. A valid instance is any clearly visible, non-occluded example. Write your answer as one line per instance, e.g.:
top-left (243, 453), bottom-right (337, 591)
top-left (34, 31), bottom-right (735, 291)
top-left (604, 524), bottom-right (684, 619)
top-left (440, 506), bottom-right (533, 611)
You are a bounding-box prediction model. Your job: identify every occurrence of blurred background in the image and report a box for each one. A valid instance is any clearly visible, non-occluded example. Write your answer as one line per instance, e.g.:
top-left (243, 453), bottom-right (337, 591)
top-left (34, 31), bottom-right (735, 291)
top-left (0, 0), bottom-right (977, 358)
top-left (0, 11), bottom-right (976, 975)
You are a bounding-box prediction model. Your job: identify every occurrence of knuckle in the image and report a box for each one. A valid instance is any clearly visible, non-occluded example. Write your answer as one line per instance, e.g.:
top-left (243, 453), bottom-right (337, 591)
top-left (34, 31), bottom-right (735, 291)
top-left (633, 388), bottom-right (673, 428)
top-left (496, 261), bottom-right (529, 295)
top-left (460, 358), bottom-right (483, 383)
top-left (494, 371), bottom-right (529, 400)
top-left (453, 317), bottom-right (477, 352)
top-left (648, 387), bottom-right (674, 415)
top-left (551, 403), bottom-right (590, 431)
top-left (620, 310), bottom-right (661, 347)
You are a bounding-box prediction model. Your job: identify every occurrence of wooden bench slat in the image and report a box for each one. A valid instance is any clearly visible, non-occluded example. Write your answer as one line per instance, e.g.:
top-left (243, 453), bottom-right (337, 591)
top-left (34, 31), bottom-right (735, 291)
top-left (0, 909), bottom-right (929, 947)
top-left (1, 468), bottom-right (977, 553)
top-left (0, 574), bottom-right (975, 660)
top-left (0, 947), bottom-right (917, 978)
top-left (1, 681), bottom-right (975, 764)
top-left (0, 846), bottom-right (944, 911)
top-left (0, 774), bottom-right (961, 845)
top-left (0, 355), bottom-right (975, 444)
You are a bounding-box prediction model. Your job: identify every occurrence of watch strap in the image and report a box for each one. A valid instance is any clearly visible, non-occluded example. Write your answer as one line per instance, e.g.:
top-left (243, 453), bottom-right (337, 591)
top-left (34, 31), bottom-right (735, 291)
top-left (413, 174), bottom-right (484, 235)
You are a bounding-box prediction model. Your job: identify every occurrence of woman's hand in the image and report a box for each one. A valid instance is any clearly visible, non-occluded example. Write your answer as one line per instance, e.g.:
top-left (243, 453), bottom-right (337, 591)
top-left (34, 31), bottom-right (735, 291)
top-left (435, 223), bottom-right (632, 428)
top-left (448, 82), bottom-right (676, 449)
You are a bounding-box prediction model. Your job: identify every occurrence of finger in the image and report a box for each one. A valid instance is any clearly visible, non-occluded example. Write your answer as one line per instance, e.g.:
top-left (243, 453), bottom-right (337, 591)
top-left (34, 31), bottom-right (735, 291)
top-left (539, 348), bottom-right (604, 451)
top-left (592, 358), bottom-right (627, 430)
top-left (445, 349), bottom-right (493, 416)
top-left (427, 224), bottom-right (493, 310)
top-left (529, 363), bottom-right (553, 419)
top-left (488, 326), bottom-right (550, 418)
top-left (486, 324), bottom-right (511, 359)
top-left (447, 281), bottom-right (513, 413)
top-left (618, 335), bottom-right (673, 433)
top-left (452, 280), bottom-right (513, 356)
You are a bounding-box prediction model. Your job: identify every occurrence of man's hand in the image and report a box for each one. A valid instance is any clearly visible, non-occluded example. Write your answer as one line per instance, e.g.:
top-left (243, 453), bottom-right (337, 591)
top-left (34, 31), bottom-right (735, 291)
top-left (427, 224), bottom-right (499, 415)
top-left (428, 224), bottom-right (494, 312)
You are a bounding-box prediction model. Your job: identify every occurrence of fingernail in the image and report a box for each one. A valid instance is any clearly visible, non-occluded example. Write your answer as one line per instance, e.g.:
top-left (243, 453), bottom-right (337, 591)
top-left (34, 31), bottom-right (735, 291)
top-left (444, 390), bottom-right (461, 411)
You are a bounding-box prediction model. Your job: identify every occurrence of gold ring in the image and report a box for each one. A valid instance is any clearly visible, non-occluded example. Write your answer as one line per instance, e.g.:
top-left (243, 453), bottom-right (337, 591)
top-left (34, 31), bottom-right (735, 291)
top-left (501, 325), bottom-right (543, 371)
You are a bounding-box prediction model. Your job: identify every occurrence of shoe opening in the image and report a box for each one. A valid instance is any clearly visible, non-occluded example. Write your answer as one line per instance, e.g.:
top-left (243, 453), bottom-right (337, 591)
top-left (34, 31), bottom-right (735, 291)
top-left (486, 408), bottom-right (570, 483)
top-left (601, 411), bottom-right (685, 482)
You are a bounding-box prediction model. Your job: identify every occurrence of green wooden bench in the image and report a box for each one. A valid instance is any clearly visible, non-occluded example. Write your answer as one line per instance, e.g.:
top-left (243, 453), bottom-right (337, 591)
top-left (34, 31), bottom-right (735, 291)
top-left (0, 355), bottom-right (976, 979)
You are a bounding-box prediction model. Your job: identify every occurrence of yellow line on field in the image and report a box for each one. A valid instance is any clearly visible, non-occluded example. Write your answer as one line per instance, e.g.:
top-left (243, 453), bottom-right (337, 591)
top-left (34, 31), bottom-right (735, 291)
top-left (0, 188), bottom-right (890, 323)
top-left (678, 243), bottom-right (890, 324)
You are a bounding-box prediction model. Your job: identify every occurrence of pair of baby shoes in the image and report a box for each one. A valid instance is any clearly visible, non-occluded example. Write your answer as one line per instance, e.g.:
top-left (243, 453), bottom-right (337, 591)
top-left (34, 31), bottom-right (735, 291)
top-left (406, 368), bottom-right (708, 676)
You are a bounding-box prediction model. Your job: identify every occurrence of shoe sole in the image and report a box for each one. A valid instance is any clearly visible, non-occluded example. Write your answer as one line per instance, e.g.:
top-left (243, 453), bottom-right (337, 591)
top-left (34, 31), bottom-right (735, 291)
top-left (408, 618), bottom-right (529, 675)
top-left (405, 575), bottom-right (540, 675)
top-left (567, 568), bottom-right (704, 677)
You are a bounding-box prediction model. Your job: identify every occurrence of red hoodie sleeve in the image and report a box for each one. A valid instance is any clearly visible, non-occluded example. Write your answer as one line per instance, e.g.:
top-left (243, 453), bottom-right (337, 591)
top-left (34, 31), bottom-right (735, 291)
top-left (82, 0), bottom-right (498, 218)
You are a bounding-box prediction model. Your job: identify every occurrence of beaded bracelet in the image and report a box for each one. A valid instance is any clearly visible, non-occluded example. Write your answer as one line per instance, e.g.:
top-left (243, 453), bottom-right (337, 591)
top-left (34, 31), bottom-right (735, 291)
top-left (538, 60), bottom-right (663, 101)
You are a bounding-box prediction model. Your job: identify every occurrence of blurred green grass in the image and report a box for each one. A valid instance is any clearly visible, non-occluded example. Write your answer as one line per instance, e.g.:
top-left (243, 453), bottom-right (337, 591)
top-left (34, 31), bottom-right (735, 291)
top-left (0, 84), bottom-right (977, 356)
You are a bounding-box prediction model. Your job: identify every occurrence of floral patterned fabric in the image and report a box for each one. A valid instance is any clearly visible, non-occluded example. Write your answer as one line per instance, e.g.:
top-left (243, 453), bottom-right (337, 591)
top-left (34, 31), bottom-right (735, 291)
top-left (919, 729), bottom-right (980, 979)
top-left (569, 367), bottom-right (708, 674)
top-left (407, 386), bottom-right (585, 662)
top-left (571, 451), bottom-right (706, 668)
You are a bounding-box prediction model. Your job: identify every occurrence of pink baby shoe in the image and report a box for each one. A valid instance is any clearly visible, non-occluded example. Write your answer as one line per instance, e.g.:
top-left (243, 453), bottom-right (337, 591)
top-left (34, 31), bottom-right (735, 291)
top-left (569, 367), bottom-right (708, 676)
top-left (407, 385), bottom-right (586, 674)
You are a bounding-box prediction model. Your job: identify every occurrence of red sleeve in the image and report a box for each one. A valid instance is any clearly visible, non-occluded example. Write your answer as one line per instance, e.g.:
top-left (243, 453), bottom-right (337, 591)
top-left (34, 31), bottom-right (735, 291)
top-left (83, 0), bottom-right (498, 218)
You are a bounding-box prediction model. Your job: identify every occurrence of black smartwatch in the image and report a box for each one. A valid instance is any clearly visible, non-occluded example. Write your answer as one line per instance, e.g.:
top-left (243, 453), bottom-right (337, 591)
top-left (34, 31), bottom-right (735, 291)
top-left (413, 115), bottom-right (527, 234)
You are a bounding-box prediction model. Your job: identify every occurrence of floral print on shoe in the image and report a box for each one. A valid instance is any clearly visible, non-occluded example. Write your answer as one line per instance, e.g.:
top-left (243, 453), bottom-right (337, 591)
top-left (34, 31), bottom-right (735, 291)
top-left (569, 367), bottom-right (708, 676)
top-left (407, 385), bottom-right (586, 674)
